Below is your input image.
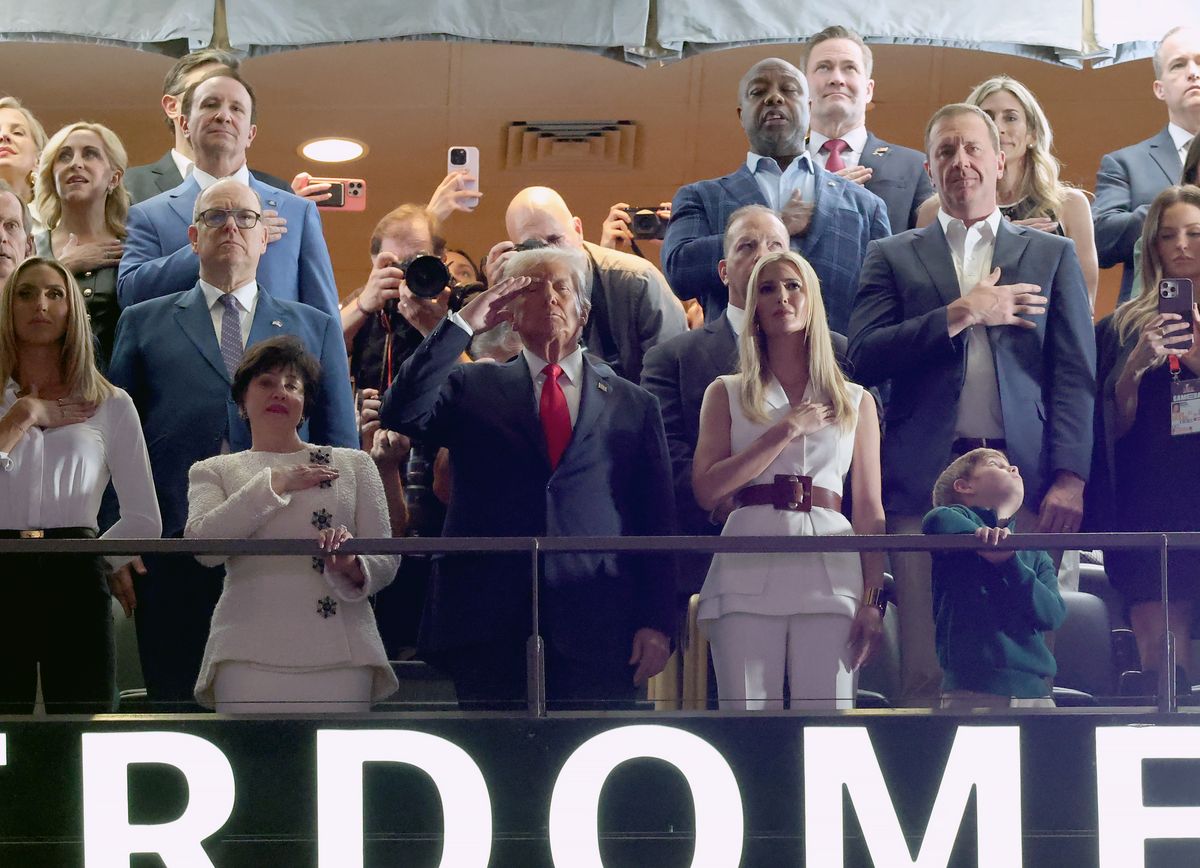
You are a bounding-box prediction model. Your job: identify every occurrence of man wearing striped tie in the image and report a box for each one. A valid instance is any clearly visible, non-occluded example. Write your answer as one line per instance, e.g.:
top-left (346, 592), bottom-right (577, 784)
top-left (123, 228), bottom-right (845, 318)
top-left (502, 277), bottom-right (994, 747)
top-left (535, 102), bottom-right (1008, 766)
top-left (106, 178), bottom-right (357, 708)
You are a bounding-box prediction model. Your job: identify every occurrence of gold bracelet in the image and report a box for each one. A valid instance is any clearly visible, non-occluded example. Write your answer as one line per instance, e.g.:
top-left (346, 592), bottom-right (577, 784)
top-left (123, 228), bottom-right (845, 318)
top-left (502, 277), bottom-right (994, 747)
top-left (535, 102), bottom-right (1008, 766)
top-left (862, 586), bottom-right (887, 614)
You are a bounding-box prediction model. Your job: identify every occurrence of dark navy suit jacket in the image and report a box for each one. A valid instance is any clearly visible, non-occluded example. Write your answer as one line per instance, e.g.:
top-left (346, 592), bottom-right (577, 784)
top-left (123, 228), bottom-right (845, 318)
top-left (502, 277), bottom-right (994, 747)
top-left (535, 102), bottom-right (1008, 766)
top-left (1093, 126), bottom-right (1182, 303)
top-left (848, 219), bottom-right (1096, 516)
top-left (108, 284), bottom-right (358, 537)
top-left (860, 132), bottom-right (934, 233)
top-left (662, 160), bottom-right (890, 332)
top-left (117, 174), bottom-right (339, 319)
top-left (380, 319), bottom-right (677, 666)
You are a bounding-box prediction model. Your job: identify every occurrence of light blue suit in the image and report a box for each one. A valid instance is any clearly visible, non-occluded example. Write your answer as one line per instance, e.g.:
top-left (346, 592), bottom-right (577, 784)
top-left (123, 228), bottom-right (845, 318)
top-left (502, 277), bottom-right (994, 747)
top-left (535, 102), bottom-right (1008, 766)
top-left (116, 175), bottom-right (340, 319)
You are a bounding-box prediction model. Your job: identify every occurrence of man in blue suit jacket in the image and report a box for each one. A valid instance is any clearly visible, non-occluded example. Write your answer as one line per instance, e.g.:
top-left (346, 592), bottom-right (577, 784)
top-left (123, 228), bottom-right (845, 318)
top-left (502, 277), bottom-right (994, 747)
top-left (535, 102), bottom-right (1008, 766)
top-left (848, 104), bottom-right (1095, 704)
top-left (381, 246), bottom-right (676, 709)
top-left (1094, 26), bottom-right (1200, 303)
top-left (117, 69), bottom-right (339, 320)
top-left (108, 178), bottom-right (357, 706)
top-left (662, 56), bottom-right (890, 332)
top-left (803, 26), bottom-right (933, 233)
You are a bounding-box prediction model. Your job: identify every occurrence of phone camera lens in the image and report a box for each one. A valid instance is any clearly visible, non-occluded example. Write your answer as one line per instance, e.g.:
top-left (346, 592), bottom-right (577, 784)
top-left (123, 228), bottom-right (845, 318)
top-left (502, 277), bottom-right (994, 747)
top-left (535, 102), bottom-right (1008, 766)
top-left (450, 148), bottom-right (467, 165)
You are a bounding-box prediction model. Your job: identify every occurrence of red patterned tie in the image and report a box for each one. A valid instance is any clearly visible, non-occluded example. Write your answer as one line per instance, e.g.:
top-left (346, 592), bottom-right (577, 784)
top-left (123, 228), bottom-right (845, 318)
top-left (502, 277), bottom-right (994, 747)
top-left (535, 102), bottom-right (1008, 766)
top-left (540, 363), bottom-right (571, 469)
top-left (823, 138), bottom-right (849, 172)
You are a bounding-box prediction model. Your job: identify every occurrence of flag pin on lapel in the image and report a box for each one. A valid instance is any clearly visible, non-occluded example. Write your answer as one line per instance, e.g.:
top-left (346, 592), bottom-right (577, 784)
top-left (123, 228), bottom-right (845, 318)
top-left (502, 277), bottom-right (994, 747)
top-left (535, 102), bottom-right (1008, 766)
top-left (267, 199), bottom-right (278, 208)
top-left (598, 381), bottom-right (610, 393)
top-left (271, 320), bottom-right (283, 328)
top-left (872, 146), bottom-right (890, 156)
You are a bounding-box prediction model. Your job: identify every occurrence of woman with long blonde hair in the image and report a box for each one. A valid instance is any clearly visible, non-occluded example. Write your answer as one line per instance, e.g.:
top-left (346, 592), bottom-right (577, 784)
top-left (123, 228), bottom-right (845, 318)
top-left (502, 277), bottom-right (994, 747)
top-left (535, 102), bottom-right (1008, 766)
top-left (917, 75), bottom-right (1099, 307)
top-left (33, 121), bottom-right (129, 370)
top-left (0, 257), bottom-right (159, 713)
top-left (692, 250), bottom-right (885, 710)
top-left (1091, 185), bottom-right (1200, 697)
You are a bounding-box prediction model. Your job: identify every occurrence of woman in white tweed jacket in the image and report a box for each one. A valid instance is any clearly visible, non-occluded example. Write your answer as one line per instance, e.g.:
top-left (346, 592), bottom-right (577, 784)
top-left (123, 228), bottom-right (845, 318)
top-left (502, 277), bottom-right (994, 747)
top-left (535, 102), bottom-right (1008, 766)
top-left (185, 336), bottom-right (398, 712)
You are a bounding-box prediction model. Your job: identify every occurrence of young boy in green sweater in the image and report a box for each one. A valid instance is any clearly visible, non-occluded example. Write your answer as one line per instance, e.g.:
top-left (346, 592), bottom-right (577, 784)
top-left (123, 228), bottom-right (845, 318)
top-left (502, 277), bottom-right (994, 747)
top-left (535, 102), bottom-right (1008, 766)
top-left (922, 448), bottom-right (1067, 709)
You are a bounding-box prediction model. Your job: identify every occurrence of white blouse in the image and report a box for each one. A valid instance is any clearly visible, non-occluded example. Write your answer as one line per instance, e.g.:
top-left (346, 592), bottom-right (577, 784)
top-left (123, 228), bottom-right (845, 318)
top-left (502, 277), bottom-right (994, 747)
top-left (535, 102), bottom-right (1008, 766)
top-left (0, 381), bottom-right (162, 566)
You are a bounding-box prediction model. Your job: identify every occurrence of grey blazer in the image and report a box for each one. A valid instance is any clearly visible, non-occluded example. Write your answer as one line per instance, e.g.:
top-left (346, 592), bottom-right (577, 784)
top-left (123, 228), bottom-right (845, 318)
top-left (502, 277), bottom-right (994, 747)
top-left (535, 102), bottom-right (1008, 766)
top-left (848, 219), bottom-right (1096, 515)
top-left (1093, 126), bottom-right (1182, 303)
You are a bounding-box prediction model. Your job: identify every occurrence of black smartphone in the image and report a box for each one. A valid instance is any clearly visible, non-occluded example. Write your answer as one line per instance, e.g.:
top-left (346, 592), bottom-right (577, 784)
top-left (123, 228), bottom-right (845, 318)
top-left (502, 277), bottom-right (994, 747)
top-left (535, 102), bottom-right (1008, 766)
top-left (1158, 278), bottom-right (1195, 351)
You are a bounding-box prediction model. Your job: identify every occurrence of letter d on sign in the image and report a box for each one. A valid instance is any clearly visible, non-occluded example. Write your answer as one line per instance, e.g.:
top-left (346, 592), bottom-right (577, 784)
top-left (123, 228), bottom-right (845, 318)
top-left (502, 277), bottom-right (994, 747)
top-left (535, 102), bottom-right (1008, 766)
top-left (82, 732), bottom-right (235, 868)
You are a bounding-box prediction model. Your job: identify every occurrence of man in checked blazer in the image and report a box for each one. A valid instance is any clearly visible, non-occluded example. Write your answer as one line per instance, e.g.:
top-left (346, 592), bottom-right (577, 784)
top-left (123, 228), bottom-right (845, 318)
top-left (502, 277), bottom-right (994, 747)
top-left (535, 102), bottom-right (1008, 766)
top-left (662, 56), bottom-right (890, 331)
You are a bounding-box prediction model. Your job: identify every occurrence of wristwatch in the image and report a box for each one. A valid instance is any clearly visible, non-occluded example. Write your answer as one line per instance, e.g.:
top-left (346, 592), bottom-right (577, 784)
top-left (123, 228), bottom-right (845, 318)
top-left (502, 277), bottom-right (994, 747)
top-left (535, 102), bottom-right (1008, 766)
top-left (862, 586), bottom-right (887, 616)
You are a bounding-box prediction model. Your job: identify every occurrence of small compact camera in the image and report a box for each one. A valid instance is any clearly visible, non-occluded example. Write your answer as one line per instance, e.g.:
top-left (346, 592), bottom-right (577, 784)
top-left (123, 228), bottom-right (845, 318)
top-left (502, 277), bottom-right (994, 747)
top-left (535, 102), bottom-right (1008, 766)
top-left (623, 206), bottom-right (668, 240)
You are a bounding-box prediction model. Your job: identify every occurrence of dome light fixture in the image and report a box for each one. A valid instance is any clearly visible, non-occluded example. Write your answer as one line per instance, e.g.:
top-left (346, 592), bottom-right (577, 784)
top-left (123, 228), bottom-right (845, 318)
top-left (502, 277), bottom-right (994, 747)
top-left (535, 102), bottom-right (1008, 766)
top-left (299, 137), bottom-right (366, 163)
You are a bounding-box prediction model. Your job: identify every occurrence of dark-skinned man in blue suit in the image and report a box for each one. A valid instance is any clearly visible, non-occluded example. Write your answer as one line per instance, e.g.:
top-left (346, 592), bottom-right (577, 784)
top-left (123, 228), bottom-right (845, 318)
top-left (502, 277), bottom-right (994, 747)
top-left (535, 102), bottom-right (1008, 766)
top-left (108, 178), bottom-right (357, 708)
top-left (662, 55), bottom-right (890, 331)
top-left (381, 246), bottom-right (676, 709)
top-left (848, 104), bottom-right (1095, 705)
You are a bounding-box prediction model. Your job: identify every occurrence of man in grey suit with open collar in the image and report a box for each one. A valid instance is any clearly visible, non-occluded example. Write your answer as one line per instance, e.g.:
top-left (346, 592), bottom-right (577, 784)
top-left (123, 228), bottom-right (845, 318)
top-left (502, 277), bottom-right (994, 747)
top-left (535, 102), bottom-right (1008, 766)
top-left (1094, 26), bottom-right (1200, 303)
top-left (803, 26), bottom-right (933, 234)
top-left (107, 178), bottom-right (356, 708)
top-left (849, 103), bottom-right (1095, 705)
top-left (662, 56), bottom-right (890, 333)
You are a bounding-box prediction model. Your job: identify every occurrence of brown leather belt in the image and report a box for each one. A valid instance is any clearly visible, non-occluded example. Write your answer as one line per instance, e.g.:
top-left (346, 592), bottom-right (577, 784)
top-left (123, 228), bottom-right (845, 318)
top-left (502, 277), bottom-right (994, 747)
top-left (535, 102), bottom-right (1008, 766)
top-left (951, 437), bottom-right (1007, 456)
top-left (734, 475), bottom-right (842, 513)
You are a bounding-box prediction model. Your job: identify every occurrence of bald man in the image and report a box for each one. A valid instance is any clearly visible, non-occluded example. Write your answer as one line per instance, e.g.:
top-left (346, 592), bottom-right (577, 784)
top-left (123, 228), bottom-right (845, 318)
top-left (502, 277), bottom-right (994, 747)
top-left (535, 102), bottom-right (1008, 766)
top-left (485, 186), bottom-right (687, 382)
top-left (662, 56), bottom-right (889, 331)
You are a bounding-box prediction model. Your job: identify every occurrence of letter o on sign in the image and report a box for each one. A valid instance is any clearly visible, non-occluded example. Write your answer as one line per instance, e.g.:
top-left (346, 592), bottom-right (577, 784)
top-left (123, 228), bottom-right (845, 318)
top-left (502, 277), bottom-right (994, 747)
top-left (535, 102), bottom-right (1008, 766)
top-left (548, 724), bottom-right (743, 867)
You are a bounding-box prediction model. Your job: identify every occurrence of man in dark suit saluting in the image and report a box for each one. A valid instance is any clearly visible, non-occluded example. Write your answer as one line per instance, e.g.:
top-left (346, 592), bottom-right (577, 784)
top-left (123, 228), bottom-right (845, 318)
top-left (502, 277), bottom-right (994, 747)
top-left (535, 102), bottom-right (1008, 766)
top-left (848, 103), bottom-right (1095, 704)
top-left (662, 55), bottom-right (890, 331)
top-left (381, 246), bottom-right (676, 709)
top-left (803, 26), bottom-right (933, 233)
top-left (124, 49), bottom-right (290, 205)
top-left (108, 178), bottom-right (357, 707)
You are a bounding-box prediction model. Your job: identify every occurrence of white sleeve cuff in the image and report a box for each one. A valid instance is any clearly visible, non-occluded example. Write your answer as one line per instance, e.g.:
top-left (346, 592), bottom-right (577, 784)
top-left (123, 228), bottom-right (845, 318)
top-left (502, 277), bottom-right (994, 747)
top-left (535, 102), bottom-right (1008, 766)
top-left (447, 310), bottom-right (474, 336)
top-left (0, 452), bottom-right (11, 472)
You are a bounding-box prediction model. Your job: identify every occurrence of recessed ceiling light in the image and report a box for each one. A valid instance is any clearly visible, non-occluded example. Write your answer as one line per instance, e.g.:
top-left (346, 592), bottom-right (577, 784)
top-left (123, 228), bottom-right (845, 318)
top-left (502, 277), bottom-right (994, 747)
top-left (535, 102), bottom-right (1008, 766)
top-left (299, 138), bottom-right (366, 162)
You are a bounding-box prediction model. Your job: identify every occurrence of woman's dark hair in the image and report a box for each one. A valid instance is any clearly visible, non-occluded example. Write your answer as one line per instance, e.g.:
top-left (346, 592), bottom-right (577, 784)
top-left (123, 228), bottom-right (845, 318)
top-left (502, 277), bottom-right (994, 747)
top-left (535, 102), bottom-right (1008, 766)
top-left (231, 336), bottom-right (321, 423)
top-left (1183, 135), bottom-right (1200, 186)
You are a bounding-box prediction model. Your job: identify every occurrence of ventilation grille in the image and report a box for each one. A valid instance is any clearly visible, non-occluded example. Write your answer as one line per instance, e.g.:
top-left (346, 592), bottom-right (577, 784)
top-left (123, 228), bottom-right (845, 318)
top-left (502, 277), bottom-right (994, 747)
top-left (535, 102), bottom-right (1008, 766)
top-left (503, 120), bottom-right (637, 170)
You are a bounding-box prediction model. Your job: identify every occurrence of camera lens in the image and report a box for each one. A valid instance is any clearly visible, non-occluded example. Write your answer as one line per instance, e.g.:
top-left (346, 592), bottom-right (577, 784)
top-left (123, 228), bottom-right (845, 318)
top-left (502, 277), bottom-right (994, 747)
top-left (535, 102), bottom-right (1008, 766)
top-left (405, 254), bottom-right (451, 299)
top-left (449, 148), bottom-right (467, 166)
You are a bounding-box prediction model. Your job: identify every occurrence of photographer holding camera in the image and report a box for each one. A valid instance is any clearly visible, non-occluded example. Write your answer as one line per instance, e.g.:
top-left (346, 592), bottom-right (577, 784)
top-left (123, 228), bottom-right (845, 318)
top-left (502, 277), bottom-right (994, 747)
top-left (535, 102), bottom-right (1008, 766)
top-left (602, 201), bottom-right (704, 330)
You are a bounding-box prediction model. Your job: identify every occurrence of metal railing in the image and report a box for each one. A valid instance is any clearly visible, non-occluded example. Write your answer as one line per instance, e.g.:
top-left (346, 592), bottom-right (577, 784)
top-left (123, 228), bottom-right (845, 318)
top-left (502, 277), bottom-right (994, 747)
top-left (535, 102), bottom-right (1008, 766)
top-left (4, 531), bottom-right (1198, 714)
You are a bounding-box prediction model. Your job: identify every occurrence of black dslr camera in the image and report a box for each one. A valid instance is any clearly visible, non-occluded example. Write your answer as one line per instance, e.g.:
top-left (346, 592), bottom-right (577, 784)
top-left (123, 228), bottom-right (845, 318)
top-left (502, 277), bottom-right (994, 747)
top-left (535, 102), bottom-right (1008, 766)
top-left (623, 206), bottom-right (668, 240)
top-left (387, 254), bottom-right (479, 315)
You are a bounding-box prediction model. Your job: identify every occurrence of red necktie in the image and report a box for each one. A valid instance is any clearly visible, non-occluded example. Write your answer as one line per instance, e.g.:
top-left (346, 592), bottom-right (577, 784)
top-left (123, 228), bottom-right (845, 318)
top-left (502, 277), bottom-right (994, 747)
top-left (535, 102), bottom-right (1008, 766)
top-left (823, 138), bottom-right (849, 172)
top-left (540, 363), bottom-right (571, 469)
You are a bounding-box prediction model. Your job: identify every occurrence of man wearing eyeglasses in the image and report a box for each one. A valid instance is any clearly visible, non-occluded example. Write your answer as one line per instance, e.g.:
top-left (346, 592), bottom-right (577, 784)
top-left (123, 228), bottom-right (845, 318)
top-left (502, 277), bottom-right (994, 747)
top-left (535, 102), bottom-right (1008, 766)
top-left (117, 69), bottom-right (340, 319)
top-left (107, 177), bottom-right (357, 709)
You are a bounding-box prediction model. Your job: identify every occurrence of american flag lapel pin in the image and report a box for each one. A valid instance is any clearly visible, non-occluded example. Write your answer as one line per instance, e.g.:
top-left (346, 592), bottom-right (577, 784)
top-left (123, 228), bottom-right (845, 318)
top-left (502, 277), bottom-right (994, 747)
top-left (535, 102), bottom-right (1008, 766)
top-left (271, 320), bottom-right (283, 328)
top-left (872, 146), bottom-right (890, 156)
top-left (598, 380), bottom-right (610, 393)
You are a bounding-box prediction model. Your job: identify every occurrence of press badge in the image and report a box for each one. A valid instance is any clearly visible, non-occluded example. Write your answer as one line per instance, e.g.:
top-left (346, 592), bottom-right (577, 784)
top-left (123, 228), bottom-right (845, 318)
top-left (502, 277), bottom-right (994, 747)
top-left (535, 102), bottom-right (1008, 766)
top-left (1171, 377), bottom-right (1200, 436)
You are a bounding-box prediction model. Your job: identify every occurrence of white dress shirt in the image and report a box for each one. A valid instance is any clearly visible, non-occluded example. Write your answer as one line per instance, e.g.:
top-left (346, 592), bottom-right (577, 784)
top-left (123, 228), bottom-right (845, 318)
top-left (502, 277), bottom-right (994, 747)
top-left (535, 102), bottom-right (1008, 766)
top-left (191, 162), bottom-right (252, 191)
top-left (1168, 123), bottom-right (1196, 168)
top-left (171, 148), bottom-right (194, 181)
top-left (725, 303), bottom-right (748, 345)
top-left (0, 382), bottom-right (162, 566)
top-left (448, 313), bottom-right (583, 425)
top-left (938, 208), bottom-right (1006, 439)
top-left (808, 126), bottom-right (869, 170)
top-left (745, 151), bottom-right (816, 212)
top-left (200, 279), bottom-right (258, 349)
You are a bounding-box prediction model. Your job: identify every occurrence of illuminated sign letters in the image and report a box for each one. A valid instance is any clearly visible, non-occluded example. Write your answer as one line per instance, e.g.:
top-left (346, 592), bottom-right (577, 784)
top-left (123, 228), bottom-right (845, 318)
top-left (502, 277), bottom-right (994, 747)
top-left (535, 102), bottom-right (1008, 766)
top-left (804, 726), bottom-right (1023, 868)
top-left (1096, 726), bottom-right (1200, 867)
top-left (81, 732), bottom-right (235, 868)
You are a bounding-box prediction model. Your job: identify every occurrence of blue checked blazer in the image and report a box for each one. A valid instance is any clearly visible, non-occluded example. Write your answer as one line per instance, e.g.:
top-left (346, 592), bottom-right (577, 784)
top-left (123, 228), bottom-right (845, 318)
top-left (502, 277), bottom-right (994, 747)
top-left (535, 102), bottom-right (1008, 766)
top-left (662, 161), bottom-right (891, 333)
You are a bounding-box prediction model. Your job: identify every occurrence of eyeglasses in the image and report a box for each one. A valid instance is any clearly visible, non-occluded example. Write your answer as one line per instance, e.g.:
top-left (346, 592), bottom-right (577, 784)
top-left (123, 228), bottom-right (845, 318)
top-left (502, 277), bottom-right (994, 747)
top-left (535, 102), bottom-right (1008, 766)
top-left (196, 208), bottom-right (262, 229)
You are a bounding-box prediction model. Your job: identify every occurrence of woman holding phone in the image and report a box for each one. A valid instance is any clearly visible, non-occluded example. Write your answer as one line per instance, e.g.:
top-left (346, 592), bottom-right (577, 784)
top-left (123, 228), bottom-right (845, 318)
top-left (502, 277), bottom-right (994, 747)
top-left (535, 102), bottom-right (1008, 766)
top-left (1091, 185), bottom-right (1200, 692)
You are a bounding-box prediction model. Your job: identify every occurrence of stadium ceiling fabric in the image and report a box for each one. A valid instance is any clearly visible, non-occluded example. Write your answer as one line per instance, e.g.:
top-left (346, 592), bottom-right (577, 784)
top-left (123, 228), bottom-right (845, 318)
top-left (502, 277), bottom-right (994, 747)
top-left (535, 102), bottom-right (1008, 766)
top-left (1, 1), bottom-right (1198, 67)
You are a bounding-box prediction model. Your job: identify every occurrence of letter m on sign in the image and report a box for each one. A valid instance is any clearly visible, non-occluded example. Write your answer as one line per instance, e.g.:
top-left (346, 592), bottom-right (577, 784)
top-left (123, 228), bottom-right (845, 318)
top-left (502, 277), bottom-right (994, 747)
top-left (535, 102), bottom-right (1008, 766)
top-left (803, 726), bottom-right (1022, 868)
